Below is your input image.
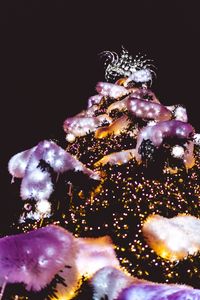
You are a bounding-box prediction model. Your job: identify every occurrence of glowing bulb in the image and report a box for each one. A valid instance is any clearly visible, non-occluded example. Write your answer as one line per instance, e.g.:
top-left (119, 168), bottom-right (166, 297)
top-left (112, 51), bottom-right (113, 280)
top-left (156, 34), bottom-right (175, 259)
top-left (174, 106), bottom-right (188, 122)
top-left (171, 145), bottom-right (184, 158)
top-left (66, 133), bottom-right (75, 143)
top-left (36, 200), bottom-right (51, 215)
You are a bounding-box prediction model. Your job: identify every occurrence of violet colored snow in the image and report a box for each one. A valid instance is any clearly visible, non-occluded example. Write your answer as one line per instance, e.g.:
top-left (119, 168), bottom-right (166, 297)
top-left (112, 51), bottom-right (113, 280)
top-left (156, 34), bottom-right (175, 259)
top-left (136, 120), bottom-right (194, 149)
top-left (8, 140), bottom-right (100, 201)
top-left (8, 146), bottom-right (37, 179)
top-left (63, 114), bottom-right (111, 138)
top-left (0, 225), bottom-right (75, 291)
top-left (96, 82), bottom-right (128, 98)
top-left (135, 120), bottom-right (195, 169)
top-left (128, 97), bottom-right (172, 121)
top-left (117, 283), bottom-right (200, 300)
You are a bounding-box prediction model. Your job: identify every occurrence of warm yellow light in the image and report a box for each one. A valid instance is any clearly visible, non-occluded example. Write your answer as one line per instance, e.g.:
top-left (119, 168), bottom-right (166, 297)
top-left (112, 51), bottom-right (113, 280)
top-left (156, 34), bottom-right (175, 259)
top-left (95, 115), bottom-right (130, 139)
top-left (52, 280), bottom-right (82, 300)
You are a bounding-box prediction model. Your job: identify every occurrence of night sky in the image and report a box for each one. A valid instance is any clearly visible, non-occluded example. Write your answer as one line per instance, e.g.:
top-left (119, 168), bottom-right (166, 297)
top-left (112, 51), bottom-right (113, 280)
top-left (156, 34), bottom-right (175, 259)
top-left (0, 0), bottom-right (199, 231)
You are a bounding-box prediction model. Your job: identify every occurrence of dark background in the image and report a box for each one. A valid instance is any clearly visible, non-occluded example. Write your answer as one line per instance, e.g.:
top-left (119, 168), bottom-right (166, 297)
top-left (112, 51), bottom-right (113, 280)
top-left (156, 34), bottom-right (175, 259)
top-left (0, 0), bottom-right (199, 232)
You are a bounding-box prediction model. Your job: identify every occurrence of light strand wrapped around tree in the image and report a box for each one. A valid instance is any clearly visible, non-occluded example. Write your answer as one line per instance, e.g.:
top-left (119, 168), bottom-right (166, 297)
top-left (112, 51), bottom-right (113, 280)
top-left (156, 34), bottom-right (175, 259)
top-left (3, 47), bottom-right (200, 299)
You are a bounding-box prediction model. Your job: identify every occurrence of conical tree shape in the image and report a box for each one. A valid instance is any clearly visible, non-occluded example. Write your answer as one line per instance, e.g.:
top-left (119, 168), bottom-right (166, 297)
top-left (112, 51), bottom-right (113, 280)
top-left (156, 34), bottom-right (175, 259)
top-left (7, 49), bottom-right (200, 297)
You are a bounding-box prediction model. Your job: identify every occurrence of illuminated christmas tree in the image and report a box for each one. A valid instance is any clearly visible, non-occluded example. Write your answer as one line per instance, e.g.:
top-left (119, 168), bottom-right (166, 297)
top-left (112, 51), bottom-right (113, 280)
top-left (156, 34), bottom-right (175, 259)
top-left (3, 48), bottom-right (200, 299)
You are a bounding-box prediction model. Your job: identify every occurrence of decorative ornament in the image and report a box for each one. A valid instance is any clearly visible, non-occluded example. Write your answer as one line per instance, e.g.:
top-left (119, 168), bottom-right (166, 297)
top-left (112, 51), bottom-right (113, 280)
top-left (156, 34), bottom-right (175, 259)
top-left (35, 199), bottom-right (52, 216)
top-left (171, 145), bottom-right (185, 159)
top-left (100, 46), bottom-right (156, 84)
top-left (135, 120), bottom-right (195, 168)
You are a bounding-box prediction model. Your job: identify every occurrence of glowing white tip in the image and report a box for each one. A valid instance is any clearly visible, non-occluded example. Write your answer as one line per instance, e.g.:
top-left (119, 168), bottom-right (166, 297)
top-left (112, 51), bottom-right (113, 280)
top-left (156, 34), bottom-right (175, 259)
top-left (171, 145), bottom-right (185, 158)
top-left (36, 200), bottom-right (51, 215)
top-left (66, 133), bottom-right (76, 143)
top-left (194, 133), bottom-right (200, 145)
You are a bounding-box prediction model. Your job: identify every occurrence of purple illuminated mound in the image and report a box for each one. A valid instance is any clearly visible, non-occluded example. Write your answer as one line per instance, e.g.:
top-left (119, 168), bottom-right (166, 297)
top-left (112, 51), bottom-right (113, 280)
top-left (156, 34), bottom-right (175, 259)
top-left (76, 266), bottom-right (200, 300)
top-left (118, 283), bottom-right (200, 300)
top-left (0, 226), bottom-right (120, 299)
top-left (8, 140), bottom-right (100, 202)
top-left (0, 225), bottom-right (75, 291)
